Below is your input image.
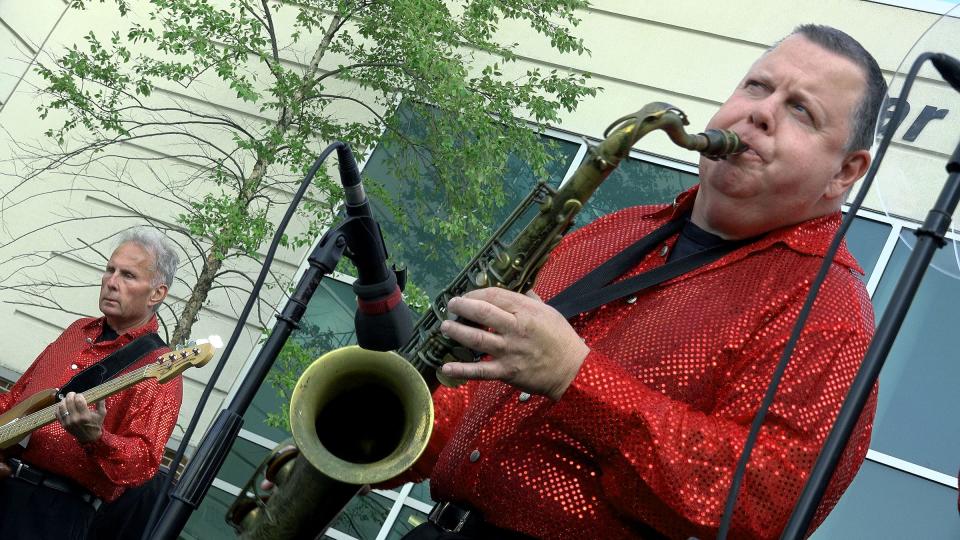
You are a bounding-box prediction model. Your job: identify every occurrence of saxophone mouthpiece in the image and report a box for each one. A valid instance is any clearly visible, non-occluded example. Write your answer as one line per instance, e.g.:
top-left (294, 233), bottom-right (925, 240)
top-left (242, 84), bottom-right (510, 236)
top-left (698, 129), bottom-right (748, 160)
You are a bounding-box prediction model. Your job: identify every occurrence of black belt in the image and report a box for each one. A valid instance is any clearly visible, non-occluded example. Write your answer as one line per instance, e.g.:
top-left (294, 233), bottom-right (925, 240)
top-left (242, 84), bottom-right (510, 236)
top-left (428, 501), bottom-right (534, 539)
top-left (7, 458), bottom-right (102, 510)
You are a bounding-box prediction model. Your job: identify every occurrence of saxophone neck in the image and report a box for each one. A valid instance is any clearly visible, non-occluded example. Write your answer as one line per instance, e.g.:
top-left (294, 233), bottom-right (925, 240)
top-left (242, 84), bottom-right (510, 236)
top-left (603, 102), bottom-right (747, 160)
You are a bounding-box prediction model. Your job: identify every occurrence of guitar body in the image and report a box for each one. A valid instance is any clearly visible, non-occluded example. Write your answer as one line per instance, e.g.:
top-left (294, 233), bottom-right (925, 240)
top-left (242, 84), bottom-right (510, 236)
top-left (0, 391), bottom-right (48, 477)
top-left (0, 389), bottom-right (57, 443)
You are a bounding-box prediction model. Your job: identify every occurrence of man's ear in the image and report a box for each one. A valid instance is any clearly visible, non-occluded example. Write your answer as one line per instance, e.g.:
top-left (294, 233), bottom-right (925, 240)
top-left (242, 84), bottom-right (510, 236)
top-left (826, 149), bottom-right (871, 200)
top-left (149, 284), bottom-right (169, 308)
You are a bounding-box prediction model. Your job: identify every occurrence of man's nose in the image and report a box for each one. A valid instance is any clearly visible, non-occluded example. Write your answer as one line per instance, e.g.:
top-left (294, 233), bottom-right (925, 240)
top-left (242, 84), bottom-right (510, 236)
top-left (748, 98), bottom-right (776, 133)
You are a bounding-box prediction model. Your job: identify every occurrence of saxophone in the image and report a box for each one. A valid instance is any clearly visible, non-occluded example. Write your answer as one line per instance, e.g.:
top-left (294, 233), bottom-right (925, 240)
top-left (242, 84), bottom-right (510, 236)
top-left (226, 102), bottom-right (744, 539)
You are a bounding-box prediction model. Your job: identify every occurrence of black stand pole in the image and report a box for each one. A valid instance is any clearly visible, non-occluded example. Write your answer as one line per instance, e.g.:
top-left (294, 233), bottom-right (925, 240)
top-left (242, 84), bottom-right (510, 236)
top-left (781, 140), bottom-right (960, 539)
top-left (147, 228), bottom-right (350, 540)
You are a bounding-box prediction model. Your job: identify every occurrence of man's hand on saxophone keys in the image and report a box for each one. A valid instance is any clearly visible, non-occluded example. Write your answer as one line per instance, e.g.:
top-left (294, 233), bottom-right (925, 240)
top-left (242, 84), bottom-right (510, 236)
top-left (439, 288), bottom-right (589, 401)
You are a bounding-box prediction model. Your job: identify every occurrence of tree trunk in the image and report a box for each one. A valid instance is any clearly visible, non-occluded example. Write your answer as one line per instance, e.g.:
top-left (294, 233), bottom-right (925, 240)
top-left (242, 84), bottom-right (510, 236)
top-left (171, 248), bottom-right (223, 346)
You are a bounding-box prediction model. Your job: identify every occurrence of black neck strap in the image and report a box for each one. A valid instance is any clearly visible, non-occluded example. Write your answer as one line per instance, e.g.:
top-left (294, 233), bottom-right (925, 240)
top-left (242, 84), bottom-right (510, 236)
top-left (59, 332), bottom-right (166, 398)
top-left (547, 217), bottom-right (754, 319)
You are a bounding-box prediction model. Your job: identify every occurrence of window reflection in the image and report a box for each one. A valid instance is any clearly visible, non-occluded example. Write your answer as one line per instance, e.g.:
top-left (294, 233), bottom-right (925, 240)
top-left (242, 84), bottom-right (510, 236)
top-left (868, 233), bottom-right (960, 475)
top-left (814, 460), bottom-right (960, 538)
top-left (845, 216), bottom-right (892, 282)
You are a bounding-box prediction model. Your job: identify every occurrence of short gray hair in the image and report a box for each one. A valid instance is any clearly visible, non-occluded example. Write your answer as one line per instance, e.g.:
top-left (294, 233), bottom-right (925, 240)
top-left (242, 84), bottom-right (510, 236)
top-left (785, 24), bottom-right (887, 152)
top-left (115, 227), bottom-right (179, 289)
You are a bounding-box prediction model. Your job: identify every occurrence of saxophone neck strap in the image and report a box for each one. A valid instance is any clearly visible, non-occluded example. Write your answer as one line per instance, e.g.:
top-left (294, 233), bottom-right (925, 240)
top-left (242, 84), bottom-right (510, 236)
top-left (547, 216), bottom-right (753, 319)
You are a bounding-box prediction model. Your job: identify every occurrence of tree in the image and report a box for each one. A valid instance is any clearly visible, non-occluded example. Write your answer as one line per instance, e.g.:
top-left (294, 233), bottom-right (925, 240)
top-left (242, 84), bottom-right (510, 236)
top-left (0, 0), bottom-right (596, 346)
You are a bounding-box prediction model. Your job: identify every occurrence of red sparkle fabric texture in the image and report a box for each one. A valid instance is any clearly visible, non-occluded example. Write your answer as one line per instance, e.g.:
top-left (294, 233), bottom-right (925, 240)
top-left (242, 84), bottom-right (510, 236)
top-left (411, 187), bottom-right (877, 540)
top-left (0, 316), bottom-right (182, 502)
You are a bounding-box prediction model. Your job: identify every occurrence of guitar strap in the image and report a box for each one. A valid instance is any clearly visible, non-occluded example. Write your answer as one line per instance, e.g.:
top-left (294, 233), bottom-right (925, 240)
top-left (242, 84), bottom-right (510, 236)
top-left (59, 333), bottom-right (167, 398)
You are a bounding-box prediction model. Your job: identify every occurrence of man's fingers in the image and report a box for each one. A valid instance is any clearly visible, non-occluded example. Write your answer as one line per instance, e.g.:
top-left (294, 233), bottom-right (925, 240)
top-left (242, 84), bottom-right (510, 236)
top-left (447, 296), bottom-right (515, 333)
top-left (441, 360), bottom-right (505, 382)
top-left (59, 394), bottom-right (73, 420)
top-left (441, 319), bottom-right (507, 355)
top-left (96, 400), bottom-right (107, 417)
top-left (462, 287), bottom-right (530, 312)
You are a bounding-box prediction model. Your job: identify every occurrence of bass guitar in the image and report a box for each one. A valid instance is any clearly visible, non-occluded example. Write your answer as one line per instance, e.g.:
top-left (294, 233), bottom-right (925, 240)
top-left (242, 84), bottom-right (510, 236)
top-left (0, 337), bottom-right (219, 450)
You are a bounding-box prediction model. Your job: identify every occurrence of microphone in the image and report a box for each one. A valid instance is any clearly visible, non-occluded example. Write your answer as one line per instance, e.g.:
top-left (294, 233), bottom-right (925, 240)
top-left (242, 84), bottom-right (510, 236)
top-left (336, 144), bottom-right (415, 351)
top-left (931, 53), bottom-right (960, 93)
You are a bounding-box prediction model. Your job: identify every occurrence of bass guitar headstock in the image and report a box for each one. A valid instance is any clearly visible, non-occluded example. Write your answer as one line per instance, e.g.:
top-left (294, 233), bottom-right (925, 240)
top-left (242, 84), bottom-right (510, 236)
top-left (146, 336), bottom-right (221, 383)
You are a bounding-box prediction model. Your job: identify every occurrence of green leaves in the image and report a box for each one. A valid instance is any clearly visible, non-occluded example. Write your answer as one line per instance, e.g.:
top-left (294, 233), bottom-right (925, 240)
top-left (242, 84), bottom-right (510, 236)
top-left (29, 0), bottom-right (599, 400)
top-left (180, 192), bottom-right (272, 259)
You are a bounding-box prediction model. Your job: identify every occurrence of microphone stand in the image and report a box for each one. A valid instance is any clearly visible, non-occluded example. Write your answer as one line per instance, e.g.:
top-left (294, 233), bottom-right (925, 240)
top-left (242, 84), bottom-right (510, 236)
top-left (148, 221), bottom-right (356, 539)
top-left (782, 135), bottom-right (960, 539)
top-left (147, 144), bottom-right (394, 539)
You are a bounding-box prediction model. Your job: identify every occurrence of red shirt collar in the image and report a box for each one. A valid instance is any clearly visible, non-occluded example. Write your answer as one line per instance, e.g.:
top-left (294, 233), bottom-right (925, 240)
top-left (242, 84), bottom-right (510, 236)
top-left (80, 314), bottom-right (161, 341)
top-left (647, 185), bottom-right (863, 273)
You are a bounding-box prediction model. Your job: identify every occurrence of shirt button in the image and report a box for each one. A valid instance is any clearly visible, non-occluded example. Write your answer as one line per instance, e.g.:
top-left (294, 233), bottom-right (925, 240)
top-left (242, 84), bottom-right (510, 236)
top-left (469, 449), bottom-right (481, 463)
top-left (85, 338), bottom-right (93, 344)
top-left (659, 244), bottom-right (669, 257)
top-left (626, 296), bottom-right (637, 304)
top-left (70, 364), bottom-right (78, 370)
top-left (518, 392), bottom-right (531, 402)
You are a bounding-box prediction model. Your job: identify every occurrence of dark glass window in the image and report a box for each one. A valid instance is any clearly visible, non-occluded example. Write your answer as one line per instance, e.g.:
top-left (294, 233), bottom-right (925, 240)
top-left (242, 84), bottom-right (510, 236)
top-left (845, 216), bottom-right (892, 282)
top-left (573, 157), bottom-right (697, 228)
top-left (867, 233), bottom-right (960, 475)
top-left (182, 486), bottom-right (240, 540)
top-left (814, 460), bottom-right (960, 538)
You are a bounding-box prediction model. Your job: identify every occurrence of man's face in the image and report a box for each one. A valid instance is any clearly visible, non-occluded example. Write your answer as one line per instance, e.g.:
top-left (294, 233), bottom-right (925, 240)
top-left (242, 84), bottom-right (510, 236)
top-left (693, 35), bottom-right (871, 239)
top-left (99, 242), bottom-right (167, 333)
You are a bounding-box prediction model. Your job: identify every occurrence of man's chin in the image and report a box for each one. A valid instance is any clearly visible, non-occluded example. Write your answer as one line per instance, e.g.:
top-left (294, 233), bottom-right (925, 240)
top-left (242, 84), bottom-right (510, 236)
top-left (702, 173), bottom-right (760, 200)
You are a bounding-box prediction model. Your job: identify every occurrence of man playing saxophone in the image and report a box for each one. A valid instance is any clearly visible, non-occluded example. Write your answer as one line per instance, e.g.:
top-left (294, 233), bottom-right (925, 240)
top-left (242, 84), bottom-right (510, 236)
top-left (401, 24), bottom-right (884, 540)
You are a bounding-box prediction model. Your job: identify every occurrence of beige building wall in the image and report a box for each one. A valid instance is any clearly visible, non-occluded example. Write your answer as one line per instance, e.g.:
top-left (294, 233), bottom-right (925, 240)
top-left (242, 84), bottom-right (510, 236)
top-left (0, 1), bottom-right (952, 449)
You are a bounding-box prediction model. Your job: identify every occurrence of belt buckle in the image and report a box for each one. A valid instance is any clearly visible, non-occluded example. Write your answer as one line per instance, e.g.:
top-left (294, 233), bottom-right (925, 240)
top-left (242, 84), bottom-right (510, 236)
top-left (9, 458), bottom-right (42, 486)
top-left (84, 494), bottom-right (102, 511)
top-left (429, 502), bottom-right (471, 533)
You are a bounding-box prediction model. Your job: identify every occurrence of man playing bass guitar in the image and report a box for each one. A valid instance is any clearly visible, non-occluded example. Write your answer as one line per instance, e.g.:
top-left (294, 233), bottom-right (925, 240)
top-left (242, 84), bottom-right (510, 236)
top-left (0, 228), bottom-right (182, 540)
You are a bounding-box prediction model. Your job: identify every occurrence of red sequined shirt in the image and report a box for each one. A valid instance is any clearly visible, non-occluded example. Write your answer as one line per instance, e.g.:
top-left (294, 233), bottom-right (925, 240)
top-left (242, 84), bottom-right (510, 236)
top-left (412, 188), bottom-right (877, 540)
top-left (0, 316), bottom-right (182, 502)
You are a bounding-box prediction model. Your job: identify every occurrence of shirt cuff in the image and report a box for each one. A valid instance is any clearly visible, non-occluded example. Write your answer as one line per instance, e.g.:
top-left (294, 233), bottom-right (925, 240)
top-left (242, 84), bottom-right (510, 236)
top-left (80, 430), bottom-right (116, 457)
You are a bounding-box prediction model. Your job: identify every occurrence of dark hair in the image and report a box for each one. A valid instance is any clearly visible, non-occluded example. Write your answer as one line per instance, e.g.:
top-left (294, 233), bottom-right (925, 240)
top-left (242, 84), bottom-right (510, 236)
top-left (787, 24), bottom-right (887, 152)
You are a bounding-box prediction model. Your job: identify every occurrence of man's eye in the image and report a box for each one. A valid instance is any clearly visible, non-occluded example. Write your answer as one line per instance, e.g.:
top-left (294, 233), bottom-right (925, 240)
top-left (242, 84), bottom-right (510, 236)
top-left (791, 102), bottom-right (814, 122)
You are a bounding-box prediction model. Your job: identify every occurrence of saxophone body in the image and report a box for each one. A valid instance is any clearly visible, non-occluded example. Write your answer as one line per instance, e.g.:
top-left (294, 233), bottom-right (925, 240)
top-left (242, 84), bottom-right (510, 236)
top-left (400, 102), bottom-right (742, 385)
top-left (227, 103), bottom-right (744, 538)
